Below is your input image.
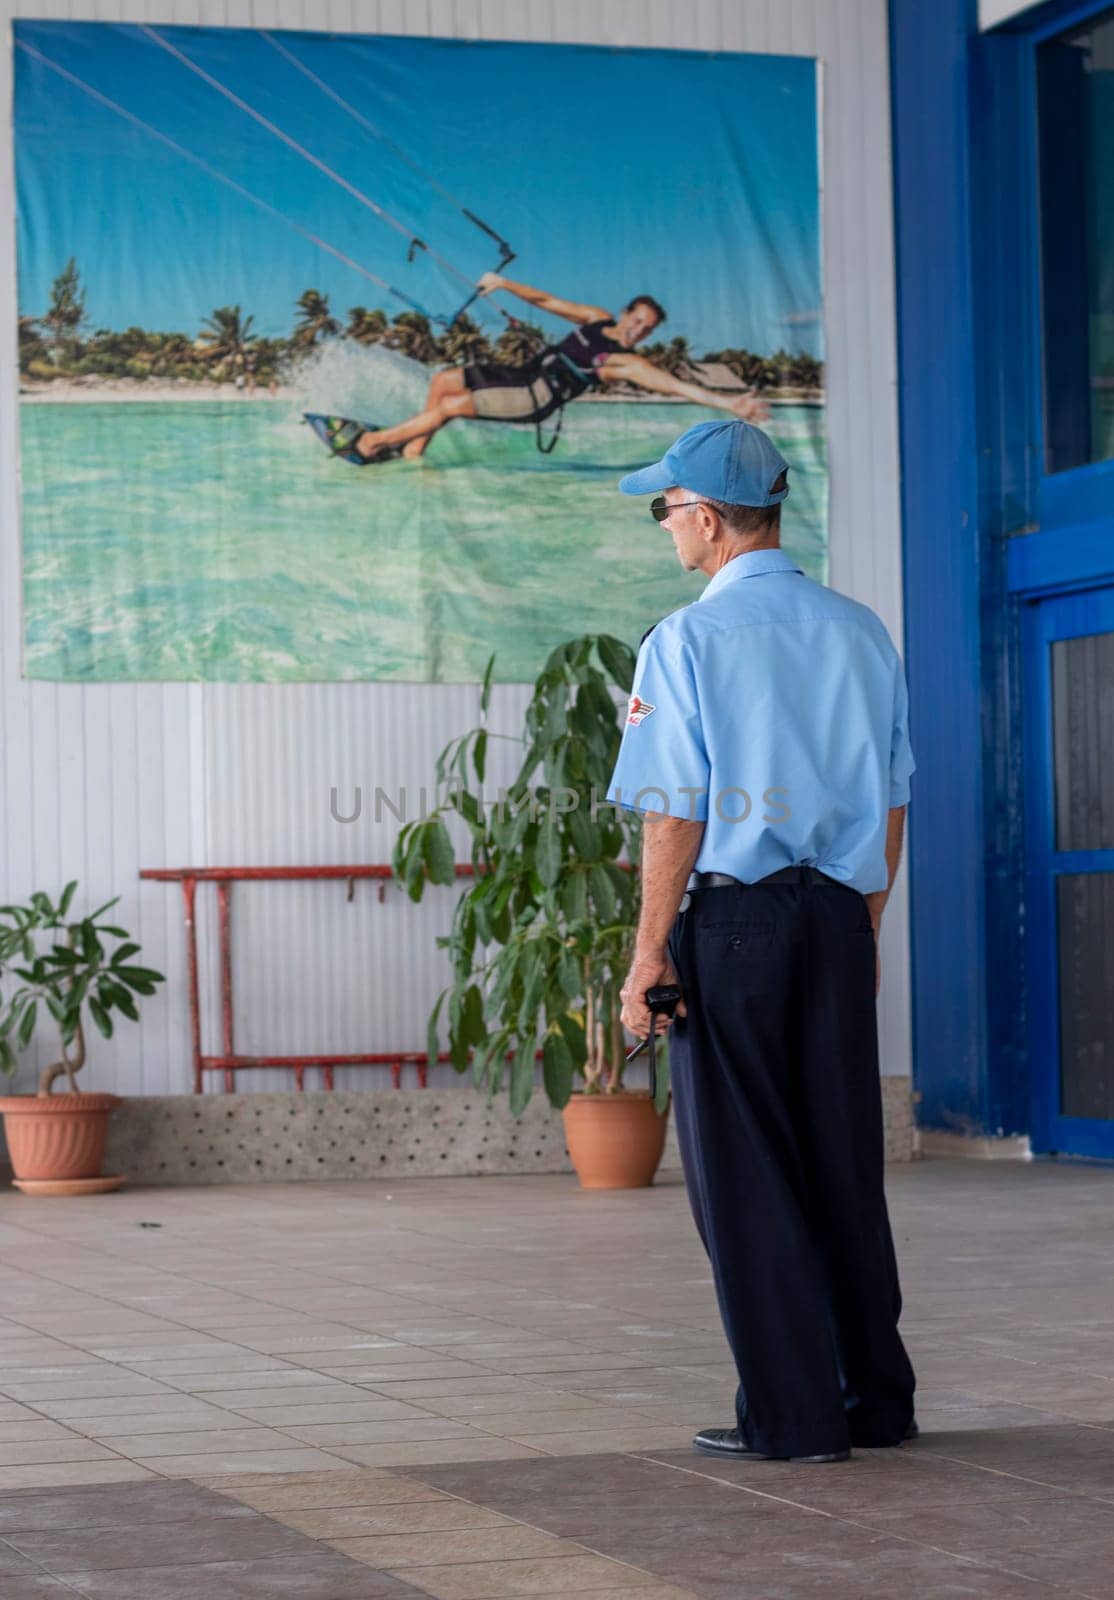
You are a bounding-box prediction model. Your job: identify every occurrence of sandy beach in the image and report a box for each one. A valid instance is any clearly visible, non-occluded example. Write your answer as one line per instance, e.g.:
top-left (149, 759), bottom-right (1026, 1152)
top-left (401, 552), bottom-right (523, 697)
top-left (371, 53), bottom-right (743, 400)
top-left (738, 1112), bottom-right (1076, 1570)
top-left (19, 376), bottom-right (824, 406)
top-left (18, 378), bottom-right (286, 404)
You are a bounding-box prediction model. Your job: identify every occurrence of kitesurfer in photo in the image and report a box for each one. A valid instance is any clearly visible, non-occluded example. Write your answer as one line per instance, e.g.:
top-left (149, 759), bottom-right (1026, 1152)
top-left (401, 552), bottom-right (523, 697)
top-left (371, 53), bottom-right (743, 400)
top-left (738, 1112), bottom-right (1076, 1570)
top-left (309, 272), bottom-right (769, 465)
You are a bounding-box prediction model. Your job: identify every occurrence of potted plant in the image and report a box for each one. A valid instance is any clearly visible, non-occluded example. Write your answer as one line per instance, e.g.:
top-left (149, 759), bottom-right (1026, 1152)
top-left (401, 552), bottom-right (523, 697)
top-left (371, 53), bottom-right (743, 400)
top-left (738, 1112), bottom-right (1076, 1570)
top-left (393, 635), bottom-right (669, 1189)
top-left (0, 884), bottom-right (165, 1194)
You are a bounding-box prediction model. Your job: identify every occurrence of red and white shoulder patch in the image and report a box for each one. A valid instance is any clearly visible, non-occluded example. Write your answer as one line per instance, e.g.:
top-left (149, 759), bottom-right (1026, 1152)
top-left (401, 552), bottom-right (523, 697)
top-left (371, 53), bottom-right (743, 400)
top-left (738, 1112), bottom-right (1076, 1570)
top-left (627, 695), bottom-right (656, 726)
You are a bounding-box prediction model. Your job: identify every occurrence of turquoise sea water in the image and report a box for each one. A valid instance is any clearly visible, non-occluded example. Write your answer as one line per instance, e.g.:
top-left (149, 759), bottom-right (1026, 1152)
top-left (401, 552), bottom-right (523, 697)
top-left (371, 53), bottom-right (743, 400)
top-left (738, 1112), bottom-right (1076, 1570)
top-left (20, 388), bottom-right (827, 682)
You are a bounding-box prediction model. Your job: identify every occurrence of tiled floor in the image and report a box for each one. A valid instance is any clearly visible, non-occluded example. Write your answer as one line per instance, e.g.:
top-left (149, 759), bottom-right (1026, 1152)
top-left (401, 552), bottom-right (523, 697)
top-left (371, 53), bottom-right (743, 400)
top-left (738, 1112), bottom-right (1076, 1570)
top-left (0, 1159), bottom-right (1110, 1595)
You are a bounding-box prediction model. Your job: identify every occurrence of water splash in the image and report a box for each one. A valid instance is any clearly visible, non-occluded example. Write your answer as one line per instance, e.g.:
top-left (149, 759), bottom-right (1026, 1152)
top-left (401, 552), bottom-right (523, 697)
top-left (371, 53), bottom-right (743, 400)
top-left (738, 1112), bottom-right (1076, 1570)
top-left (279, 339), bottom-right (432, 428)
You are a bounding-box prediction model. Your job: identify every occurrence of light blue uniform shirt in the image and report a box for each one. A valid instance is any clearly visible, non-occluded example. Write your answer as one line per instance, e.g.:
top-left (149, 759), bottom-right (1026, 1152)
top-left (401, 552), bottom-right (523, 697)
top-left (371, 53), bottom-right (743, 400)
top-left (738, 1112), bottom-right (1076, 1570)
top-left (606, 549), bottom-right (915, 894)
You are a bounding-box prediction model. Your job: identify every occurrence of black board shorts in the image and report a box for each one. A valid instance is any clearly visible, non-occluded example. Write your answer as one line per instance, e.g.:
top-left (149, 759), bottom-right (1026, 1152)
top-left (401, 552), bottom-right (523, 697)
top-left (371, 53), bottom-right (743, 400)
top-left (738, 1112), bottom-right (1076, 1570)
top-left (462, 355), bottom-right (587, 424)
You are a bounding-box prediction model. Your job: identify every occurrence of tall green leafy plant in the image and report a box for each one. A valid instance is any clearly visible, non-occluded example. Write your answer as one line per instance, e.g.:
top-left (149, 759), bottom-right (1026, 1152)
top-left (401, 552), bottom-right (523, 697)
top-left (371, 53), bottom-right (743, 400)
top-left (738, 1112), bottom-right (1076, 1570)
top-left (0, 885), bottom-right (165, 1095)
top-left (393, 635), bottom-right (663, 1114)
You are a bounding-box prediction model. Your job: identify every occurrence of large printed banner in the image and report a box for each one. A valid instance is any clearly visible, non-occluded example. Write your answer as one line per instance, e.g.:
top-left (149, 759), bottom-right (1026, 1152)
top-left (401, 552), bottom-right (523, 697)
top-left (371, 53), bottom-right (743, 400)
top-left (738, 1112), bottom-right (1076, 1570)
top-left (14, 23), bottom-right (825, 682)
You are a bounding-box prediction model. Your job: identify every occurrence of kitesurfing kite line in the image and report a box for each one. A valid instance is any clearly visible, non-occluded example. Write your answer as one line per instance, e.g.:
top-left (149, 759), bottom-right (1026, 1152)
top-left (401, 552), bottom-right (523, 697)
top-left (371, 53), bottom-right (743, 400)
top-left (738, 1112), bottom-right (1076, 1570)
top-left (16, 40), bottom-right (437, 317)
top-left (19, 27), bottom-right (768, 466)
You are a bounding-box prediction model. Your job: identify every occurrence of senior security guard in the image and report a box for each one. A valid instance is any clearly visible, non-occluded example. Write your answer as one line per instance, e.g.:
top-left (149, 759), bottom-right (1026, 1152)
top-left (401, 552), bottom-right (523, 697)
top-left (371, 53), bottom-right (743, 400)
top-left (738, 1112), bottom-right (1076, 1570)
top-left (609, 419), bottom-right (917, 1465)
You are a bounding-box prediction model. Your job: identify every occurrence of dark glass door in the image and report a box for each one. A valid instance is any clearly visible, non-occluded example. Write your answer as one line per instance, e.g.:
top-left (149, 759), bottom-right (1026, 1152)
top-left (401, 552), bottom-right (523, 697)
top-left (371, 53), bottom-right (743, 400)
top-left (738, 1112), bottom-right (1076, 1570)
top-left (1024, 587), bottom-right (1114, 1158)
top-left (1037, 7), bottom-right (1114, 474)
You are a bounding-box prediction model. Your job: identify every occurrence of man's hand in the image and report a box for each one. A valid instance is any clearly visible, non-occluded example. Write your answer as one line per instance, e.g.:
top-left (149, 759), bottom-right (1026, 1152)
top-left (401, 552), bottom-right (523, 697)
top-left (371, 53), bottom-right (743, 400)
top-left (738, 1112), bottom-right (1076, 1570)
top-left (620, 948), bottom-right (686, 1041)
top-left (730, 392), bottom-right (770, 423)
top-left (476, 271), bottom-right (505, 296)
top-left (864, 808), bottom-right (905, 991)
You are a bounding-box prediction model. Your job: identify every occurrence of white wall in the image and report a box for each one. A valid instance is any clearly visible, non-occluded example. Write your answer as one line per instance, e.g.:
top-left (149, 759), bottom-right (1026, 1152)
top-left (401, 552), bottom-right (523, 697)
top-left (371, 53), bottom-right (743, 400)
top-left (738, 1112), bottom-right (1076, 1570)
top-left (979, 0), bottom-right (1038, 29)
top-left (0, 0), bottom-right (913, 1097)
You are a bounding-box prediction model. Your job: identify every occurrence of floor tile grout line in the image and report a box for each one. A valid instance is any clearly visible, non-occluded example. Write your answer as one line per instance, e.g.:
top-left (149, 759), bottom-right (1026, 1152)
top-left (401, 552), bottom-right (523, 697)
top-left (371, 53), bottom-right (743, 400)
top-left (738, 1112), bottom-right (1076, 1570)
top-left (0, 1236), bottom-right (558, 1355)
top-left (0, 1376), bottom-right (1107, 1465)
top-left (0, 1444), bottom-right (687, 1594)
top-left (0, 1339), bottom-right (725, 1465)
top-left (564, 1517), bottom-right (1091, 1599)
top-left (800, 1507), bottom-right (1110, 1600)
top-left (896, 1446), bottom-right (1114, 1504)
top-left (293, 1464), bottom-right (694, 1587)
top-left (2, 1528), bottom-right (83, 1589)
top-left (6, 1219), bottom-right (712, 1347)
top-left (381, 1546), bottom-right (697, 1591)
top-left (2, 1152), bottom-right (1114, 1587)
top-left (639, 1446), bottom-right (1114, 1511)
top-left (0, 1243), bottom-right (720, 1430)
top-left (0, 1487), bottom-right (449, 1590)
top-left (0, 1247), bottom-right (598, 1463)
top-left (343, 1538), bottom-right (670, 1583)
top-left (0, 1211), bottom-right (724, 1366)
top-left (0, 1280), bottom-right (723, 1344)
top-left (0, 1465), bottom-right (1101, 1600)
top-left (382, 1453), bottom-right (1106, 1599)
top-left (550, 1451), bottom-right (852, 1522)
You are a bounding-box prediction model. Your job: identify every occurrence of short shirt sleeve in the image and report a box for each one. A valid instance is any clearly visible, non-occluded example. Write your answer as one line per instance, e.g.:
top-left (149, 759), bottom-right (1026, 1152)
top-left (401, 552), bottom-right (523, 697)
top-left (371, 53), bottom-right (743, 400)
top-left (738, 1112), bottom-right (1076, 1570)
top-left (890, 659), bottom-right (916, 806)
top-left (606, 630), bottom-right (711, 820)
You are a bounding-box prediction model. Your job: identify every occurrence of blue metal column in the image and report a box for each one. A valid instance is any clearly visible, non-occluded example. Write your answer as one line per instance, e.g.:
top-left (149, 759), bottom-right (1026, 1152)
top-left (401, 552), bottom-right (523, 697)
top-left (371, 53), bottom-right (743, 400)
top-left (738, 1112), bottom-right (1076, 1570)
top-left (890, 0), bottom-right (993, 1134)
top-left (967, 30), bottom-right (1040, 1140)
top-left (893, 0), bottom-right (1114, 1142)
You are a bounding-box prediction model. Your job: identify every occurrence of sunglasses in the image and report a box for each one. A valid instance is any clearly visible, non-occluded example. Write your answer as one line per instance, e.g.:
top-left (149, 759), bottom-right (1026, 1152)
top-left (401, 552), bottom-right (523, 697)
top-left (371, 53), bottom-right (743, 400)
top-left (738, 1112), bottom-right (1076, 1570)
top-left (650, 496), bottom-right (706, 523)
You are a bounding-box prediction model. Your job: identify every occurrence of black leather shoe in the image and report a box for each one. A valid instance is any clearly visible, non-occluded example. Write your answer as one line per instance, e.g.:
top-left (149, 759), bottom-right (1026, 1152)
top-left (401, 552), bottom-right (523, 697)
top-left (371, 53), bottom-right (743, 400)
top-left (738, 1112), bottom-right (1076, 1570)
top-left (903, 1419), bottom-right (920, 1441)
top-left (693, 1426), bottom-right (850, 1464)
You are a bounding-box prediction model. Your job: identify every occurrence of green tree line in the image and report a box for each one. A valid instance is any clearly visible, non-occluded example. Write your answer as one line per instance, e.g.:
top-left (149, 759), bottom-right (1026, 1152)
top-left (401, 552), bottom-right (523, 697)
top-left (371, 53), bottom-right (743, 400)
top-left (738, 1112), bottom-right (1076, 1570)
top-left (19, 258), bottom-right (824, 394)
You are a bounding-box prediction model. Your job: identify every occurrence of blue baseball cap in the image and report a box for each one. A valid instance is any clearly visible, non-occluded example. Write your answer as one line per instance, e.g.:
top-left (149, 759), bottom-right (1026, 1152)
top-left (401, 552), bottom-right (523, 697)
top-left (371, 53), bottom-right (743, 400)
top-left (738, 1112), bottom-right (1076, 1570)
top-left (618, 419), bottom-right (789, 506)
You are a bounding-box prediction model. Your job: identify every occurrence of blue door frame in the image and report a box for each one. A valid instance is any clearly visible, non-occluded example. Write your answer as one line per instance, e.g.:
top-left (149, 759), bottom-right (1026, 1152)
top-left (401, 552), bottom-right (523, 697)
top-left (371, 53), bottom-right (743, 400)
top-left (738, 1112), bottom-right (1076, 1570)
top-left (890, 0), bottom-right (1114, 1151)
top-left (1022, 588), bottom-right (1114, 1159)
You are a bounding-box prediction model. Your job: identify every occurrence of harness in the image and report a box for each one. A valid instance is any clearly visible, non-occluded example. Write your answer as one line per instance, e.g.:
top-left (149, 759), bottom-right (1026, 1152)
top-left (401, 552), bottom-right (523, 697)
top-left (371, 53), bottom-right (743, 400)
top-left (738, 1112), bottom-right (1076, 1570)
top-left (531, 348), bottom-right (597, 454)
top-left (456, 318), bottom-right (615, 453)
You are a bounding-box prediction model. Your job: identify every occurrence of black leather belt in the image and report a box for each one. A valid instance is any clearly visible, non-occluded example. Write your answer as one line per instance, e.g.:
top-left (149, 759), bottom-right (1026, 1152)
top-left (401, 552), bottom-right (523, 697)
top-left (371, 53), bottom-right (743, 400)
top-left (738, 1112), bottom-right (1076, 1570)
top-left (686, 865), bottom-right (837, 891)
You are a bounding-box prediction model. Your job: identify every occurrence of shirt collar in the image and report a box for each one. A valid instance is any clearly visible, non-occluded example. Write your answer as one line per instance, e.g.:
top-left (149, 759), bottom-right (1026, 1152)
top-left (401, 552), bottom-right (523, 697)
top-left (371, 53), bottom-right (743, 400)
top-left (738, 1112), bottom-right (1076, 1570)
top-left (698, 547), bottom-right (804, 602)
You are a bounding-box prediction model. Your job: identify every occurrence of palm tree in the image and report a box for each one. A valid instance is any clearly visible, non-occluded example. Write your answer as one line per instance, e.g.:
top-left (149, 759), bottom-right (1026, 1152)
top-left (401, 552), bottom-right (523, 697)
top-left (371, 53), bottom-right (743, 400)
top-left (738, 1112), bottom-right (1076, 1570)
top-left (17, 316), bottom-right (48, 372)
top-left (491, 321), bottom-right (546, 366)
top-left (770, 348), bottom-right (795, 387)
top-left (346, 306), bottom-right (388, 345)
top-left (251, 336), bottom-right (290, 384)
top-left (436, 313), bottom-right (491, 366)
top-left (294, 290), bottom-right (340, 347)
top-left (640, 335), bottom-right (691, 376)
top-left (198, 305), bottom-right (256, 374)
top-left (42, 258), bottom-right (86, 360)
top-left (149, 333), bottom-right (195, 377)
top-left (382, 311), bottom-right (440, 364)
top-left (788, 353), bottom-right (823, 390)
top-left (703, 347), bottom-right (779, 389)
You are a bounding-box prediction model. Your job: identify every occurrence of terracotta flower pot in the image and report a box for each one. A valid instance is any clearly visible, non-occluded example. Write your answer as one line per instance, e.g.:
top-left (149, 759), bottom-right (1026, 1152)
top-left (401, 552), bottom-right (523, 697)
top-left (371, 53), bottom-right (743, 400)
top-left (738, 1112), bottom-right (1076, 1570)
top-left (562, 1090), bottom-right (668, 1189)
top-left (0, 1094), bottom-right (122, 1183)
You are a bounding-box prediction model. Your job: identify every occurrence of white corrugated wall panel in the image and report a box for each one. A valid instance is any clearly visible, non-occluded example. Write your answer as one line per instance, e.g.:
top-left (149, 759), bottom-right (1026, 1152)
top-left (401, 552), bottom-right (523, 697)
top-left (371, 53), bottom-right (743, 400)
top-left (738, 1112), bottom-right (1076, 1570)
top-left (0, 0), bottom-right (912, 1097)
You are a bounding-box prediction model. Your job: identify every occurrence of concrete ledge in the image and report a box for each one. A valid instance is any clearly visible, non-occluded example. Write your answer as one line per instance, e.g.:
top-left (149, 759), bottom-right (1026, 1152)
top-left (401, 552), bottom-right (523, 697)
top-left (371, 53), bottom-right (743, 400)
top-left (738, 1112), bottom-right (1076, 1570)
top-left (100, 1078), bottom-right (914, 1186)
top-left (915, 1129), bottom-right (1032, 1161)
top-left (104, 1090), bottom-right (588, 1186)
top-left (882, 1077), bottom-right (913, 1163)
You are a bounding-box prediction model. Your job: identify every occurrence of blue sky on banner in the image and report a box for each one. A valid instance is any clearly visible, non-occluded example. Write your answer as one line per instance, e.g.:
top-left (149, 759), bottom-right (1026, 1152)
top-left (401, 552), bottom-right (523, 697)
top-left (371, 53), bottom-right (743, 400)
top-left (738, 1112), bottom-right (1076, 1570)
top-left (15, 21), bottom-right (821, 358)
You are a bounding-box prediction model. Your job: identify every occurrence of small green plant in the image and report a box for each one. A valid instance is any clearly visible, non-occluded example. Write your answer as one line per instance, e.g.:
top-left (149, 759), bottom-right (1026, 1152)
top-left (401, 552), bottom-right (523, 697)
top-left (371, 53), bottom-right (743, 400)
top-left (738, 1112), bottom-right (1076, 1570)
top-left (393, 635), bottom-right (665, 1115)
top-left (0, 884), bottom-right (165, 1095)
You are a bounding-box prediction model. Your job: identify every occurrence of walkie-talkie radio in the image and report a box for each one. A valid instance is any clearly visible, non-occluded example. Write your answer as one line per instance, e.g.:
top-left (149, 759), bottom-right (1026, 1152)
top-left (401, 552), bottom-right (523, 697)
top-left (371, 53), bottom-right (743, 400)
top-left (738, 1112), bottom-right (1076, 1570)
top-left (625, 984), bottom-right (682, 1101)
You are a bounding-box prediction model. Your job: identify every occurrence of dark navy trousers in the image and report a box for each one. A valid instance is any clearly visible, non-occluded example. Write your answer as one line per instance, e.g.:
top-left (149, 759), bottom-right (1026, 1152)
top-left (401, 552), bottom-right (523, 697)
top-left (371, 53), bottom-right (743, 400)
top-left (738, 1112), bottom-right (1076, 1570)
top-left (666, 874), bottom-right (916, 1458)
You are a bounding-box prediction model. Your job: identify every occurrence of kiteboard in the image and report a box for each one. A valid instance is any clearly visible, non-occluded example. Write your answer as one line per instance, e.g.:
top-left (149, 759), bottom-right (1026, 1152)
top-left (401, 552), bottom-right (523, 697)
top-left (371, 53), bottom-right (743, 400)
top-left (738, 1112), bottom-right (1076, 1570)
top-left (304, 413), bottom-right (404, 466)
